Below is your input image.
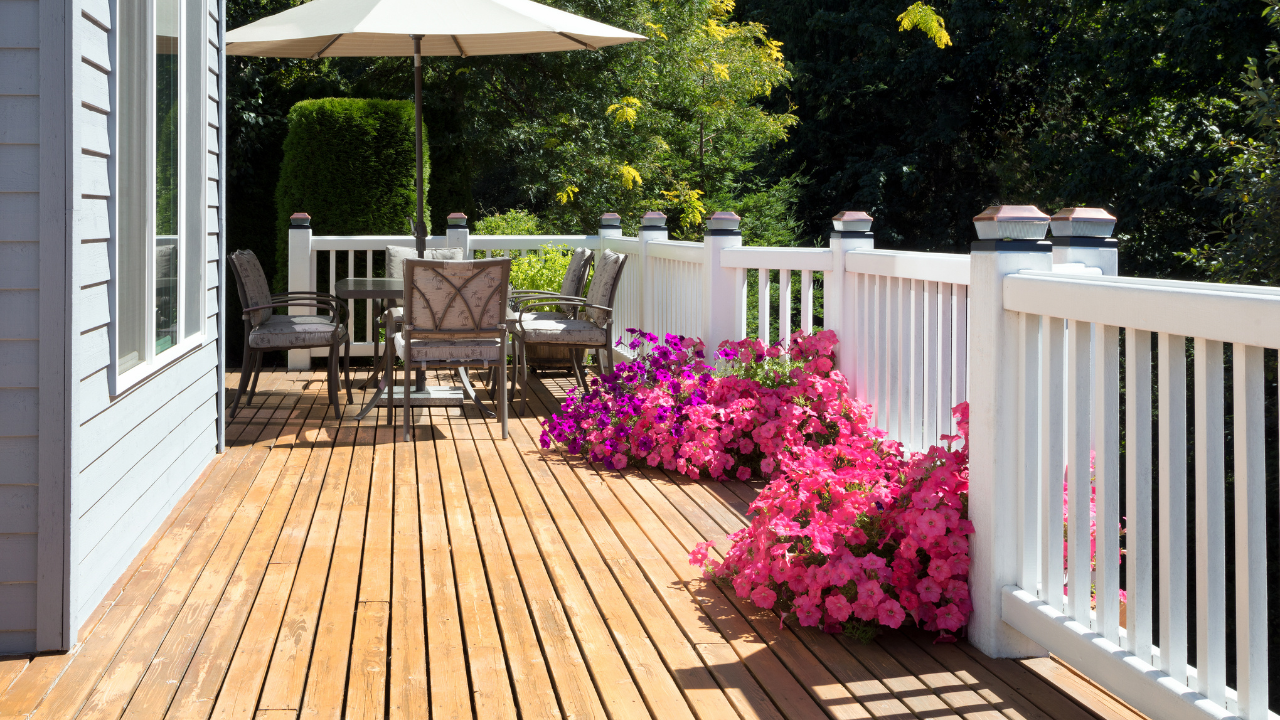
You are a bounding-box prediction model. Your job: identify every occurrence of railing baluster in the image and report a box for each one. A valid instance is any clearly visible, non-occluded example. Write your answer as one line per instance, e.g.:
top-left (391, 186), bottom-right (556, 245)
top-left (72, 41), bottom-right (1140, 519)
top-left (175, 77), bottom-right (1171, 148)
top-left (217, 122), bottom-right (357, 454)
top-left (365, 249), bottom-right (373, 343)
top-left (758, 268), bottom-right (770, 344)
top-left (1066, 319), bottom-right (1092, 623)
top-left (1193, 337), bottom-right (1226, 705)
top-left (328, 250), bottom-right (336, 312)
top-left (1125, 329), bottom-right (1153, 662)
top-left (940, 283), bottom-right (953, 435)
top-left (887, 277), bottom-right (901, 440)
top-left (1234, 344), bottom-right (1269, 719)
top-left (877, 275), bottom-right (889, 432)
top-left (912, 279), bottom-right (926, 449)
top-left (1019, 312), bottom-right (1040, 591)
top-left (1157, 332), bottom-right (1188, 685)
top-left (779, 269), bottom-right (792, 347)
top-left (954, 284), bottom-right (968, 404)
top-left (925, 281), bottom-right (939, 444)
top-left (1095, 324), bottom-right (1120, 643)
top-left (1041, 316), bottom-right (1064, 608)
top-left (865, 271), bottom-right (875, 404)
top-left (800, 270), bottom-right (813, 333)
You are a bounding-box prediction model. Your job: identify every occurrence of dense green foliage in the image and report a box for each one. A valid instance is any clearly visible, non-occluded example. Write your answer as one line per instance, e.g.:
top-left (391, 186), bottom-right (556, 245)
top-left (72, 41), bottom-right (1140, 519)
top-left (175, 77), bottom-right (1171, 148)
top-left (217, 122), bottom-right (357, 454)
top-left (737, 0), bottom-right (1272, 276)
top-left (1182, 0), bottom-right (1280, 284)
top-left (273, 98), bottom-right (425, 288)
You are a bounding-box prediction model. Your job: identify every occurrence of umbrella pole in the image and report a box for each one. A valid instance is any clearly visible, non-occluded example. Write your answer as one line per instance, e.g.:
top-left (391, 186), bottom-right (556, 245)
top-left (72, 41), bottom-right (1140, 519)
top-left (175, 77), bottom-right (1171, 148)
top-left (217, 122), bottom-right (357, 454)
top-left (412, 34), bottom-right (425, 259)
top-left (412, 34), bottom-right (427, 393)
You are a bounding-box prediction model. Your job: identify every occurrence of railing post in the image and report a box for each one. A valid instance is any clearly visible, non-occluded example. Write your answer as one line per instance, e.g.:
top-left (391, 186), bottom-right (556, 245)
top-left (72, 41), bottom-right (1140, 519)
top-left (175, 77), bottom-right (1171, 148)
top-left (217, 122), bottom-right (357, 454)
top-left (446, 212), bottom-right (469, 255)
top-left (637, 211), bottom-right (667, 333)
top-left (828, 211), bottom-right (874, 394)
top-left (968, 205), bottom-right (1053, 658)
top-left (1050, 207), bottom-right (1117, 276)
top-left (287, 212), bottom-right (312, 370)
top-left (703, 211), bottom-right (745, 351)
top-left (599, 212), bottom-right (626, 364)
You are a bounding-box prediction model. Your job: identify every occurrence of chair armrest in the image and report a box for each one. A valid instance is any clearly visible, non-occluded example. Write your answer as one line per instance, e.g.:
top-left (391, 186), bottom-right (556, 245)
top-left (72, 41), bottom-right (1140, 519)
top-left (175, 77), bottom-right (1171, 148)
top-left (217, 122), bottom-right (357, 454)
top-left (243, 299), bottom-right (349, 323)
top-left (513, 293), bottom-right (586, 310)
top-left (514, 299), bottom-right (612, 328)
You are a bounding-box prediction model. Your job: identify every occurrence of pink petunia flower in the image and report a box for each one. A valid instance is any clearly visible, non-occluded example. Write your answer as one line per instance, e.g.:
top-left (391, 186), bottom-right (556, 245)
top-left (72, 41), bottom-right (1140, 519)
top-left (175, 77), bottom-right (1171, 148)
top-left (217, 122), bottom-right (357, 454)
top-left (750, 585), bottom-right (777, 609)
top-left (824, 593), bottom-right (853, 622)
top-left (877, 599), bottom-right (906, 628)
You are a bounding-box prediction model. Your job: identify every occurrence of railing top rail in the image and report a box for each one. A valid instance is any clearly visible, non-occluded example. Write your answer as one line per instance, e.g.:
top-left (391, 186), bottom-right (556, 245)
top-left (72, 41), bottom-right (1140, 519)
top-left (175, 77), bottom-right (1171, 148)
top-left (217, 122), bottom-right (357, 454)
top-left (845, 248), bottom-right (971, 285)
top-left (720, 246), bottom-right (832, 271)
top-left (468, 235), bottom-right (601, 250)
top-left (1005, 270), bottom-right (1280, 347)
top-left (647, 238), bottom-right (704, 263)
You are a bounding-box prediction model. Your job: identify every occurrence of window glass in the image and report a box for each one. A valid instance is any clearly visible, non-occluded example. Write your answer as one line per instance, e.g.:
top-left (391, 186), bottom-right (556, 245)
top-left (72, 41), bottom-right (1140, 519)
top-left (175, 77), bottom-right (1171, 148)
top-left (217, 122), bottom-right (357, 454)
top-left (155, 0), bottom-right (180, 353)
top-left (117, 0), bottom-right (149, 374)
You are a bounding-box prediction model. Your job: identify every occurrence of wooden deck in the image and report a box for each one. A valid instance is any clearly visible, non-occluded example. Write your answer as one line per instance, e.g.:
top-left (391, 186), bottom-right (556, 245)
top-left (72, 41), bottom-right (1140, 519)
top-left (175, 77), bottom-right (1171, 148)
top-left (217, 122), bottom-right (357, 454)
top-left (0, 369), bottom-right (1147, 720)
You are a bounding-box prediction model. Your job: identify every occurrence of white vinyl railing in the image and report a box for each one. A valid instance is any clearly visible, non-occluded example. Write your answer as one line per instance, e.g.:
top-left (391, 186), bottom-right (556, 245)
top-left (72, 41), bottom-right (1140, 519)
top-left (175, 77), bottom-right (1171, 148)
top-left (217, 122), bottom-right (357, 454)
top-left (997, 270), bottom-right (1276, 720)
top-left (843, 249), bottom-right (970, 446)
top-left (285, 225), bottom-right (625, 364)
top-left (285, 209), bottom-right (1273, 720)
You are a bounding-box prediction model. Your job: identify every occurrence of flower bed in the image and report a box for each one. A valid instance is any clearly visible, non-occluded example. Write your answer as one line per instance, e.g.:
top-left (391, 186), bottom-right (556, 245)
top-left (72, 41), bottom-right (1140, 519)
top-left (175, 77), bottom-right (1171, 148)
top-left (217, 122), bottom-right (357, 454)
top-left (541, 329), bottom-right (973, 640)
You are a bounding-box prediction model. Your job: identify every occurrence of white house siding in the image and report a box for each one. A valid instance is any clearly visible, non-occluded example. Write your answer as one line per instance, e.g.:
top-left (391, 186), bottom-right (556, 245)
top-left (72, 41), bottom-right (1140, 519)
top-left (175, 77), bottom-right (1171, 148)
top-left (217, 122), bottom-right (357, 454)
top-left (0, 0), bottom-right (45, 655)
top-left (59, 0), bottom-right (225, 645)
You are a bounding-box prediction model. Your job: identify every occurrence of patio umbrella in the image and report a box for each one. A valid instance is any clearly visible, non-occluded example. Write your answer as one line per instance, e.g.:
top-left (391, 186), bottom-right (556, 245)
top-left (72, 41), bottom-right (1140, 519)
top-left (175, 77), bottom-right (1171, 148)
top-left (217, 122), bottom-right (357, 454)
top-left (226, 0), bottom-right (645, 256)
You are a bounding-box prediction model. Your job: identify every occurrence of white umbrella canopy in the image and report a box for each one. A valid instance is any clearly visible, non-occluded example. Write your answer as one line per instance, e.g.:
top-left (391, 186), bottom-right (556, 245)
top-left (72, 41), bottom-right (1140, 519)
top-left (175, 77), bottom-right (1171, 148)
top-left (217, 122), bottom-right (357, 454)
top-left (225, 0), bottom-right (646, 58)
top-left (226, 0), bottom-right (644, 255)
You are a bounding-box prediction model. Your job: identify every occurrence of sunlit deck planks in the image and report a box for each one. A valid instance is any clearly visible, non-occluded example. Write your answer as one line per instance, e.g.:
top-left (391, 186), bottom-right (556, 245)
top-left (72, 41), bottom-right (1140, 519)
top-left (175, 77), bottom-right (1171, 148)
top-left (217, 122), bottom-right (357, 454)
top-left (0, 369), bottom-right (1147, 720)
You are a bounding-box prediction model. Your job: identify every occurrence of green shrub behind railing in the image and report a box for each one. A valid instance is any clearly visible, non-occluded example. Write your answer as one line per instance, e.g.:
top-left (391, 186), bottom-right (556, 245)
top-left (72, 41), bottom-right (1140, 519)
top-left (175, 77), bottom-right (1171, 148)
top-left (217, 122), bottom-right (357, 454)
top-left (273, 97), bottom-right (427, 289)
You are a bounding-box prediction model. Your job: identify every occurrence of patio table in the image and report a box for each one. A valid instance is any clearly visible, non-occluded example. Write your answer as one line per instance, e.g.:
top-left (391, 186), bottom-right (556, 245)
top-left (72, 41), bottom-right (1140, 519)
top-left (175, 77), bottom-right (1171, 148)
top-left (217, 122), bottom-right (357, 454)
top-left (334, 277), bottom-right (494, 421)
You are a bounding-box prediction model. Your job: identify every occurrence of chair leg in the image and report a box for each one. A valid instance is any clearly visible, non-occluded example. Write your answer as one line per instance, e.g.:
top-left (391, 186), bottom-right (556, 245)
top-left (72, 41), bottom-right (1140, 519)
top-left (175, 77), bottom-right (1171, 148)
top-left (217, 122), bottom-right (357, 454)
top-left (387, 352), bottom-right (395, 428)
top-left (594, 346), bottom-right (606, 379)
top-left (343, 336), bottom-right (353, 403)
top-left (510, 339), bottom-right (521, 418)
top-left (386, 345), bottom-right (395, 427)
top-left (403, 362), bottom-right (412, 443)
top-left (521, 341), bottom-right (532, 417)
top-left (327, 344), bottom-right (341, 418)
top-left (570, 351), bottom-right (588, 389)
top-left (499, 339), bottom-right (508, 440)
top-left (230, 351), bottom-right (254, 419)
top-left (246, 351), bottom-right (264, 406)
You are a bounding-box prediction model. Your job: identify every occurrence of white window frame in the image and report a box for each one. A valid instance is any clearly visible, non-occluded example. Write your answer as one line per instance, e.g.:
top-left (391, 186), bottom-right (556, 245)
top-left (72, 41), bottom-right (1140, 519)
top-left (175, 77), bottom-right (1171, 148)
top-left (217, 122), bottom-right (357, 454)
top-left (111, 0), bottom-right (208, 395)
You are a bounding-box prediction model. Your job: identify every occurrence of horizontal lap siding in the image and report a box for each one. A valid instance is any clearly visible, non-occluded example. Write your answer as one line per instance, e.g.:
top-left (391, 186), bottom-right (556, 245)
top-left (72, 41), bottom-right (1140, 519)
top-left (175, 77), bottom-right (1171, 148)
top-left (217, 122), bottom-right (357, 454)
top-left (0, 0), bottom-right (41, 653)
top-left (66, 0), bottom-right (225, 638)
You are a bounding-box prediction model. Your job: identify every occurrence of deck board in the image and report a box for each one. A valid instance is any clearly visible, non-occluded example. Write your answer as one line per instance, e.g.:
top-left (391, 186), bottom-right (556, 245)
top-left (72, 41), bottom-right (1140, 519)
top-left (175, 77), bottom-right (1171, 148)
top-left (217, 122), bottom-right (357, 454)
top-left (0, 368), bottom-right (1149, 720)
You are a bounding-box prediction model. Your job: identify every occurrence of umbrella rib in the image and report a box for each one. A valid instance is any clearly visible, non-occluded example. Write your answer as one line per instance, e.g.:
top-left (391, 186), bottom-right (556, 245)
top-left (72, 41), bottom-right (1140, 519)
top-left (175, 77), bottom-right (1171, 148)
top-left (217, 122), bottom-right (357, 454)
top-left (311, 34), bottom-right (343, 59)
top-left (556, 32), bottom-right (596, 51)
top-left (451, 35), bottom-right (467, 57)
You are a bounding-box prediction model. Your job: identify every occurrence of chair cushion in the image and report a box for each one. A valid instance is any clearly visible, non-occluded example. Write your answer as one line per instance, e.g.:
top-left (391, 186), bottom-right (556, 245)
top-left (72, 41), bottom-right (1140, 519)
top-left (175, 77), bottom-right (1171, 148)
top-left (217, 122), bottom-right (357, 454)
top-left (387, 246), bottom-right (464, 279)
top-left (512, 317), bottom-right (608, 346)
top-left (249, 315), bottom-right (344, 349)
top-left (394, 334), bottom-right (504, 362)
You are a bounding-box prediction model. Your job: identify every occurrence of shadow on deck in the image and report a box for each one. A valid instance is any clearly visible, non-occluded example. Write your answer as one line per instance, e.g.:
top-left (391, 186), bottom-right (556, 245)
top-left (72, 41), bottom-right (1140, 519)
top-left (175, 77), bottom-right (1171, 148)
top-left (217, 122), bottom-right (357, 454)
top-left (0, 369), bottom-right (1147, 720)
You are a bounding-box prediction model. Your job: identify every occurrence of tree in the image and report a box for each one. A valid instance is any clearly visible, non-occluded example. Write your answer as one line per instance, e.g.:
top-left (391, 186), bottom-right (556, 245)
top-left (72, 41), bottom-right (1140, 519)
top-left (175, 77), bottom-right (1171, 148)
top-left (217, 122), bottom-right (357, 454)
top-left (1183, 0), bottom-right (1280, 284)
top-left (735, 0), bottom-right (1271, 275)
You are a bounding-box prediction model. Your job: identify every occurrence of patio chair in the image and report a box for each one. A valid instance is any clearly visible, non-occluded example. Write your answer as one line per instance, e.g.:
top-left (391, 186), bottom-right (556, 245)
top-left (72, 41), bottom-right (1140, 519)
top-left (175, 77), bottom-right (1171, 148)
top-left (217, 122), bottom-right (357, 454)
top-left (371, 245), bottom-right (465, 367)
top-left (509, 249), bottom-right (628, 414)
top-left (504, 246), bottom-right (594, 375)
top-left (393, 257), bottom-right (512, 440)
top-left (228, 249), bottom-right (352, 418)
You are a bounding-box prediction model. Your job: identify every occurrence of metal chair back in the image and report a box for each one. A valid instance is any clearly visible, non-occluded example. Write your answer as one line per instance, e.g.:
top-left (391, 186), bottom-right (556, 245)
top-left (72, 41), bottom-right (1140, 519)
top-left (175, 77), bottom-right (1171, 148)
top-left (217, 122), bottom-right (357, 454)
top-left (228, 250), bottom-right (274, 326)
top-left (402, 258), bottom-right (511, 340)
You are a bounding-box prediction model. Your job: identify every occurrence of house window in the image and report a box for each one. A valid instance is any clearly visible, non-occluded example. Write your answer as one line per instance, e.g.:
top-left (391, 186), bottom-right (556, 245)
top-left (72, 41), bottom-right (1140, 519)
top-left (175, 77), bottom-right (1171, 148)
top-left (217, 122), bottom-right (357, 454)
top-left (116, 0), bottom-right (204, 382)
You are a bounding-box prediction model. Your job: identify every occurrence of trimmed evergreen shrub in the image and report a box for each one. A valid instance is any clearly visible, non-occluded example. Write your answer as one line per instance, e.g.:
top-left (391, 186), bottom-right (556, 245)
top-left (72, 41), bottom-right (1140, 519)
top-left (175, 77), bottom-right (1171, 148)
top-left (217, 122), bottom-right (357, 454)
top-left (273, 98), bottom-right (427, 288)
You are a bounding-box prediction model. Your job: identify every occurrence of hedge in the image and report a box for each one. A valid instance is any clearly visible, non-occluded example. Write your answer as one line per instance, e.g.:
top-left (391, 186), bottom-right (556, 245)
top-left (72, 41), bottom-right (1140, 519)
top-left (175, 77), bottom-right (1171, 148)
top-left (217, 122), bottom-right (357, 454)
top-left (273, 98), bottom-right (427, 288)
